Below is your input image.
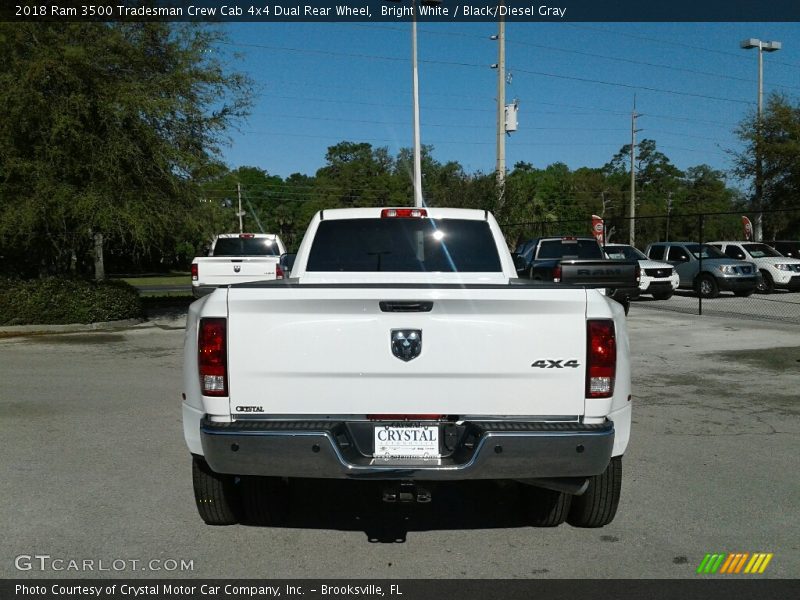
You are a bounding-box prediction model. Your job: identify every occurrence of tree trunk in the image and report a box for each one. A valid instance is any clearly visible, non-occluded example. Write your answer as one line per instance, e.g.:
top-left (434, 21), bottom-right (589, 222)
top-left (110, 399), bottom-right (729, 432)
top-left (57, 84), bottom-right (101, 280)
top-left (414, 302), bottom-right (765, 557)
top-left (93, 232), bottom-right (105, 280)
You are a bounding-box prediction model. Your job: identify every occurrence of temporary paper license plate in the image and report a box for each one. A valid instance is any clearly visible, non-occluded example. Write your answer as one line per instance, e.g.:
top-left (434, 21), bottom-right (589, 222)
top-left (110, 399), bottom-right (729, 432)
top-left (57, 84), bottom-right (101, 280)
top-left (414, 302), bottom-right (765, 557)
top-left (374, 425), bottom-right (440, 459)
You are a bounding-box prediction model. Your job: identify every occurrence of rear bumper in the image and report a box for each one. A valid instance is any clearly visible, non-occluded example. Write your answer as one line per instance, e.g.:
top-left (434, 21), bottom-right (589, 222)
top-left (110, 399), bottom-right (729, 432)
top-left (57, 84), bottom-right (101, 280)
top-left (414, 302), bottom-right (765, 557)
top-left (199, 418), bottom-right (615, 480)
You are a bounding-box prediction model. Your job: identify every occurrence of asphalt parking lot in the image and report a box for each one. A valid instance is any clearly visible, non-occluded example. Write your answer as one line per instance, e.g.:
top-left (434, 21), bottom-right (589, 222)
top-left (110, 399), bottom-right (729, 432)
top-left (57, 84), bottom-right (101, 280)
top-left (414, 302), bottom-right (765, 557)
top-left (1, 307), bottom-right (798, 579)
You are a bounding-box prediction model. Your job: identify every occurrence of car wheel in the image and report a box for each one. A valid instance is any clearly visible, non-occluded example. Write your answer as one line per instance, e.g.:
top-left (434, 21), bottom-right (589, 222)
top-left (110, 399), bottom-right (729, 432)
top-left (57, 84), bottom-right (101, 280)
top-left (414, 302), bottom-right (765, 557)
top-left (240, 476), bottom-right (289, 526)
top-left (567, 456), bottom-right (622, 528)
top-left (522, 485), bottom-right (572, 527)
top-left (756, 270), bottom-right (774, 294)
top-left (651, 291), bottom-right (673, 300)
top-left (192, 456), bottom-right (240, 526)
top-left (695, 274), bottom-right (720, 299)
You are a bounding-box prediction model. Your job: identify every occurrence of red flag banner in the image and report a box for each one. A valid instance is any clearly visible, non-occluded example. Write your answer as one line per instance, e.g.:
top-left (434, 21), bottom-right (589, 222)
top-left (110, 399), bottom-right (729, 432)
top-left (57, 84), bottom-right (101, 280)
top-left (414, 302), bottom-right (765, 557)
top-left (742, 216), bottom-right (753, 241)
top-left (591, 215), bottom-right (605, 244)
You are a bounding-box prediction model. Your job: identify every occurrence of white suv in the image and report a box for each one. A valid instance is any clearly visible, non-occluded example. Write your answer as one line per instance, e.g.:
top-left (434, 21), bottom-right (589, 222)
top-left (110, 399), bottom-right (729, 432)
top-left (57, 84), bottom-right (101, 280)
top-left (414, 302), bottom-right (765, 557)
top-left (708, 241), bottom-right (800, 294)
top-left (604, 244), bottom-right (680, 300)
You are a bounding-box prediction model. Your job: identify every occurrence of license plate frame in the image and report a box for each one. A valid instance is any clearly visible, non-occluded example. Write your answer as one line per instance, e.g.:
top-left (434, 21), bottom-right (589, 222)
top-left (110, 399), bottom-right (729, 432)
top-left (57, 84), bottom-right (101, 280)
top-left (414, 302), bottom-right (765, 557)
top-left (373, 424), bottom-right (440, 459)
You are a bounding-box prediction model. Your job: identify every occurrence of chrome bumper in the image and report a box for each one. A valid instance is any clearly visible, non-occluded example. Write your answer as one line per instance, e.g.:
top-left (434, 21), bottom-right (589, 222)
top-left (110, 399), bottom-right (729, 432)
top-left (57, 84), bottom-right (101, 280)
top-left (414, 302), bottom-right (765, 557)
top-left (200, 418), bottom-right (614, 480)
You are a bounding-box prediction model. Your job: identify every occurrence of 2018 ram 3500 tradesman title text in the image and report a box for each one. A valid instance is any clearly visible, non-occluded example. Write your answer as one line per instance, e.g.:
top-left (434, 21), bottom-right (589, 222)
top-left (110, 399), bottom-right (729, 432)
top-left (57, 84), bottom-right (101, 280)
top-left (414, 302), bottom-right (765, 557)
top-left (183, 208), bottom-right (633, 527)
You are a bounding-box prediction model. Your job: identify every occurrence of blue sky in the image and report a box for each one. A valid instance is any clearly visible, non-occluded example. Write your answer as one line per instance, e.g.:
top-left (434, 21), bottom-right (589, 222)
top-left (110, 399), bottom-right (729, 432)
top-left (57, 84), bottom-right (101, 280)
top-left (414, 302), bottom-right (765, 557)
top-left (214, 22), bottom-right (800, 186)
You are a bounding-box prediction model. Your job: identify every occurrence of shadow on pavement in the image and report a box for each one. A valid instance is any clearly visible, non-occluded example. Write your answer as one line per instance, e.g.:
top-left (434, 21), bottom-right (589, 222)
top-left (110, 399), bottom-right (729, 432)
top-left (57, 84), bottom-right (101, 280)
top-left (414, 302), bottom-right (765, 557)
top-left (243, 479), bottom-right (536, 543)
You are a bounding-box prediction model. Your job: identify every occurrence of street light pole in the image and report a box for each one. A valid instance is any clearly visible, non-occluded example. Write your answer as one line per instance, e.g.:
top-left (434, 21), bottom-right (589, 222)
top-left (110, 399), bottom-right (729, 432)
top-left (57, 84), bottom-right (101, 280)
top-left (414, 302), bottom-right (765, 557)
top-left (411, 0), bottom-right (424, 208)
top-left (741, 38), bottom-right (781, 242)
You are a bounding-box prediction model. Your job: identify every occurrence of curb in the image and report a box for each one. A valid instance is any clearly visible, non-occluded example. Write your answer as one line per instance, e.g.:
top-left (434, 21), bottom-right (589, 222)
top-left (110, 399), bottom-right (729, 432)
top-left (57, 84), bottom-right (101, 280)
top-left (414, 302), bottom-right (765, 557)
top-left (0, 318), bottom-right (150, 336)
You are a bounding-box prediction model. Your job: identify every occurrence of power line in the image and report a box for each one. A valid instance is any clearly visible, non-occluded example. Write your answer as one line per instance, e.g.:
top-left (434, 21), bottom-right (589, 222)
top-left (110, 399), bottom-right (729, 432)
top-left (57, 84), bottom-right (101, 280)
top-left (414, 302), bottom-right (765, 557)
top-left (222, 40), bottom-right (757, 105)
top-left (258, 85), bottom-right (741, 129)
top-left (509, 67), bottom-right (753, 106)
top-left (249, 114), bottom-right (630, 133)
top-left (566, 24), bottom-right (800, 71)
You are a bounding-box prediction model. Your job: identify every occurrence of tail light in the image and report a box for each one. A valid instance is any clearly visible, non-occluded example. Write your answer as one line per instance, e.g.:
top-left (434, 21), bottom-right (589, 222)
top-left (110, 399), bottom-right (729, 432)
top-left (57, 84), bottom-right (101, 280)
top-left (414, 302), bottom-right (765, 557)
top-left (381, 208), bottom-right (427, 218)
top-left (239, 233), bottom-right (255, 239)
top-left (199, 318), bottom-right (227, 396)
top-left (191, 263), bottom-right (198, 282)
top-left (586, 319), bottom-right (616, 398)
top-left (553, 264), bottom-right (562, 282)
top-left (275, 264), bottom-right (284, 280)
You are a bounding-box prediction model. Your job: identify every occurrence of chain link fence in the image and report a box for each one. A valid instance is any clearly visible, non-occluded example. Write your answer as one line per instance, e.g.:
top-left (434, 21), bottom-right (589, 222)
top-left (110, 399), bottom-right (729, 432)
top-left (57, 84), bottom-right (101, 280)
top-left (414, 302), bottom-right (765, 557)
top-left (502, 208), bottom-right (800, 324)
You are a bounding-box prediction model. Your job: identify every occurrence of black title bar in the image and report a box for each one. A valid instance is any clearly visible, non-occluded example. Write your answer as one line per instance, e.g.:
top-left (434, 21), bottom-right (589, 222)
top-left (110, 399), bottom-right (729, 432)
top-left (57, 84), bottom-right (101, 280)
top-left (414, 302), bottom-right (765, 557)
top-left (4, 580), bottom-right (800, 600)
top-left (4, 0), bottom-right (800, 22)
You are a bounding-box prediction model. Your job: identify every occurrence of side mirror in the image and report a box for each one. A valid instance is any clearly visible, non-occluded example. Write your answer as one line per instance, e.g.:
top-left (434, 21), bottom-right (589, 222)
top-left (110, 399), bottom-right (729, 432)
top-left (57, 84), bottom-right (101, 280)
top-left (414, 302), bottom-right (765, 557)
top-left (279, 253), bottom-right (296, 274)
top-left (512, 254), bottom-right (528, 274)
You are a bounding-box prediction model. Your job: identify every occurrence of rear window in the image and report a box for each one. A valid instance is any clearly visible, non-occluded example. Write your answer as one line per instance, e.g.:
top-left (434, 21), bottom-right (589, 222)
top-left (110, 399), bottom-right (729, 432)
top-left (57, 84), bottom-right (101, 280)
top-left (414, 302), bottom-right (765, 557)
top-left (536, 239), bottom-right (603, 260)
top-left (212, 238), bottom-right (280, 257)
top-left (305, 218), bottom-right (502, 272)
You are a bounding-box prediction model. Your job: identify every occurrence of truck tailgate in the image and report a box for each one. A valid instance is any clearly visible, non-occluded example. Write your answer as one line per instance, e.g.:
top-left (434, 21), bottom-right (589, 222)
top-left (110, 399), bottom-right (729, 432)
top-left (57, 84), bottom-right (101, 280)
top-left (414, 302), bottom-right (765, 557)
top-left (226, 286), bottom-right (588, 417)
top-left (195, 257), bottom-right (279, 286)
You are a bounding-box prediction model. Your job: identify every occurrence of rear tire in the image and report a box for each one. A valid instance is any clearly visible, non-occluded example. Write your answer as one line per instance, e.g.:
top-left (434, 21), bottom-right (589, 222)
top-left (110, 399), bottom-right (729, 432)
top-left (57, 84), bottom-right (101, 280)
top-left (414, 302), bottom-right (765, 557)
top-left (567, 456), bottom-right (622, 528)
top-left (695, 274), bottom-right (720, 299)
top-left (522, 485), bottom-right (572, 527)
top-left (756, 270), bottom-right (774, 294)
top-left (241, 476), bottom-right (289, 526)
top-left (192, 456), bottom-right (240, 526)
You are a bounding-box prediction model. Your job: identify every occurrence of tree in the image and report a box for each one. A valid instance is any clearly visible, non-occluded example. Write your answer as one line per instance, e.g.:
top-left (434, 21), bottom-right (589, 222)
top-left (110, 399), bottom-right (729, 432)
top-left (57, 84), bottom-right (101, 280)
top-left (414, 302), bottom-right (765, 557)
top-left (0, 23), bottom-right (252, 277)
top-left (734, 94), bottom-right (800, 239)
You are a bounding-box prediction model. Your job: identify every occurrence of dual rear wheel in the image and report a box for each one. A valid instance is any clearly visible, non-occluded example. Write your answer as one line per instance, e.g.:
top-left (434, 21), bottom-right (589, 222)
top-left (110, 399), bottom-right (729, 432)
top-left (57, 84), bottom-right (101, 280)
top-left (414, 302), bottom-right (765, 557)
top-left (524, 456), bottom-right (622, 528)
top-left (192, 456), bottom-right (286, 526)
top-left (192, 454), bottom-right (623, 528)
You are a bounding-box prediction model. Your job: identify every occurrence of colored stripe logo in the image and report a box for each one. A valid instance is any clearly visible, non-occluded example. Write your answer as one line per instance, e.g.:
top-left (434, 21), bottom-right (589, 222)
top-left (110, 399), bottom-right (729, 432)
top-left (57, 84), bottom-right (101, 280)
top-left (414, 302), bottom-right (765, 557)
top-left (697, 553), bottom-right (773, 574)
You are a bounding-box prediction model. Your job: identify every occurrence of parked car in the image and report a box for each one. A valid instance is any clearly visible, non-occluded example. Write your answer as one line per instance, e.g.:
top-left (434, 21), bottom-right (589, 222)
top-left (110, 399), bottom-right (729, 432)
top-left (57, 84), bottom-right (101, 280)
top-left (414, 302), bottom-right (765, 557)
top-left (766, 240), bottom-right (800, 260)
top-left (708, 241), bottom-right (800, 293)
top-left (645, 242), bottom-right (758, 299)
top-left (603, 244), bottom-right (680, 300)
top-left (513, 236), bottom-right (639, 313)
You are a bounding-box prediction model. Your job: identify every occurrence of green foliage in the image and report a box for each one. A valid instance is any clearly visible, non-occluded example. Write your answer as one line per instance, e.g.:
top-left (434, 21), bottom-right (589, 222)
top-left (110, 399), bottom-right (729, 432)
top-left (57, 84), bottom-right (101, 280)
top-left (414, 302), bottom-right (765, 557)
top-left (0, 23), bottom-right (252, 276)
top-left (735, 94), bottom-right (800, 238)
top-left (0, 278), bottom-right (143, 325)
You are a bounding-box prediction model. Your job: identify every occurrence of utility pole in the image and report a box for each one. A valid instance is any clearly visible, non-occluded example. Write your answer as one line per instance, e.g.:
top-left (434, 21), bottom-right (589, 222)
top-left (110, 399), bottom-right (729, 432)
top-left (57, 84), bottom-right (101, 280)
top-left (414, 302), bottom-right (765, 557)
top-left (236, 183), bottom-right (244, 233)
top-left (665, 191), bottom-right (673, 241)
top-left (629, 96), bottom-right (640, 246)
top-left (495, 13), bottom-right (506, 210)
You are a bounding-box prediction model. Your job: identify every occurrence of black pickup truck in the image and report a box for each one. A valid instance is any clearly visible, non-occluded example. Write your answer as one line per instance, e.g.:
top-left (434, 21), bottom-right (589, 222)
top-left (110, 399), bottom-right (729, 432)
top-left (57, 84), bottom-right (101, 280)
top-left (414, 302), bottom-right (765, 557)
top-left (512, 237), bottom-right (640, 312)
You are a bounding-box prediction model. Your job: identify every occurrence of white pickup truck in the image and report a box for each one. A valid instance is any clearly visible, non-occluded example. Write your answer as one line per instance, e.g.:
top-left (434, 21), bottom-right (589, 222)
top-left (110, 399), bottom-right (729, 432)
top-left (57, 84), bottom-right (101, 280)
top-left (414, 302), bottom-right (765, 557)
top-left (191, 233), bottom-right (286, 298)
top-left (183, 208), bottom-right (632, 528)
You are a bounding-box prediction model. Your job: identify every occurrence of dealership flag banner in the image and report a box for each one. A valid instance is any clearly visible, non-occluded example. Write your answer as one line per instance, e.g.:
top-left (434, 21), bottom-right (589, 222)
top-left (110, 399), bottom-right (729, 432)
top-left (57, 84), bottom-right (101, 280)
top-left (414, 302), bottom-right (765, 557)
top-left (742, 216), bottom-right (753, 241)
top-left (591, 215), bottom-right (605, 244)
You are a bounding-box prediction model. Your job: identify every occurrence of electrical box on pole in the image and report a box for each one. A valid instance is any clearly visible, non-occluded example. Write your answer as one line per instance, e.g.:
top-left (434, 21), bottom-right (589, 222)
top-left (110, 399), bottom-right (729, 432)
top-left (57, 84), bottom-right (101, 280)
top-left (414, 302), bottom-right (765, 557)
top-left (504, 100), bottom-right (519, 133)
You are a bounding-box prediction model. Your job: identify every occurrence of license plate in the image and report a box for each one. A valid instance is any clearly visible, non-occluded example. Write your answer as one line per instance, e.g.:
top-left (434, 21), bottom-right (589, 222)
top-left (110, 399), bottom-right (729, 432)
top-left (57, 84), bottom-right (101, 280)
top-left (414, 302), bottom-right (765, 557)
top-left (374, 425), bottom-right (440, 459)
